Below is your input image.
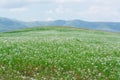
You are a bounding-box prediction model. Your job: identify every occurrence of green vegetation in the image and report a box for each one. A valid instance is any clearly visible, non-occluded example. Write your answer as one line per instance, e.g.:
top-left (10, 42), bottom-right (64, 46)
top-left (0, 26), bottom-right (120, 80)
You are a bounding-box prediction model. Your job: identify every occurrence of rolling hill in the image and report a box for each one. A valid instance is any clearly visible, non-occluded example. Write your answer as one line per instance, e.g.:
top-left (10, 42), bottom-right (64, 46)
top-left (0, 26), bottom-right (120, 79)
top-left (0, 17), bottom-right (120, 32)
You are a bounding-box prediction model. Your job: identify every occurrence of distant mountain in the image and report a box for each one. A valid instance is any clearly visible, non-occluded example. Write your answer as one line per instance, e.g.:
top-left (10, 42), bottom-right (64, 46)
top-left (0, 17), bottom-right (120, 32)
top-left (0, 17), bottom-right (27, 32)
top-left (25, 20), bottom-right (120, 32)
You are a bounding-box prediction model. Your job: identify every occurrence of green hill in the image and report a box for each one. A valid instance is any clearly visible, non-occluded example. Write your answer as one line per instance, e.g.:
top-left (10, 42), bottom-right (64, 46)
top-left (0, 26), bottom-right (120, 80)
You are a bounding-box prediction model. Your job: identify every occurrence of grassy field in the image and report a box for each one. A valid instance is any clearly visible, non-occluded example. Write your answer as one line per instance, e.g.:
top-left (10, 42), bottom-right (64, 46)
top-left (0, 26), bottom-right (120, 80)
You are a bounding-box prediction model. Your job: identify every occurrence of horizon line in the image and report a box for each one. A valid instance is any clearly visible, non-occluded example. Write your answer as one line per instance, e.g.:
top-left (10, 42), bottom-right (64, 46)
top-left (0, 16), bottom-right (120, 23)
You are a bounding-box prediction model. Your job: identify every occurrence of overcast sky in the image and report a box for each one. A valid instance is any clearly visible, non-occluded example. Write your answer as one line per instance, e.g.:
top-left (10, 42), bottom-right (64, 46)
top-left (0, 0), bottom-right (120, 22)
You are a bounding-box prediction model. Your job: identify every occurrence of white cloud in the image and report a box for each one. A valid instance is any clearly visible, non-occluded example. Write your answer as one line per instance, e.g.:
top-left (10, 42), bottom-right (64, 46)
top-left (9, 7), bottom-right (28, 12)
top-left (47, 10), bottom-right (54, 14)
top-left (0, 0), bottom-right (42, 9)
top-left (0, 0), bottom-right (25, 9)
top-left (0, 0), bottom-right (120, 21)
top-left (80, 6), bottom-right (118, 16)
top-left (55, 0), bottom-right (83, 4)
top-left (77, 5), bottom-right (119, 21)
top-left (55, 6), bottom-right (65, 14)
top-left (46, 17), bottom-right (54, 21)
top-left (47, 6), bottom-right (65, 15)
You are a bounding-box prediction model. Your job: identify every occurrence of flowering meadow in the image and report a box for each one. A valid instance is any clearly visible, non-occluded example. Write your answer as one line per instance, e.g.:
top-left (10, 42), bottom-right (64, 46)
top-left (0, 27), bottom-right (120, 80)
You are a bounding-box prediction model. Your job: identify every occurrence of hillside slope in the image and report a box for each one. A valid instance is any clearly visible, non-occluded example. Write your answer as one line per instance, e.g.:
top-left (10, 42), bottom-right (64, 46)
top-left (0, 27), bottom-right (120, 80)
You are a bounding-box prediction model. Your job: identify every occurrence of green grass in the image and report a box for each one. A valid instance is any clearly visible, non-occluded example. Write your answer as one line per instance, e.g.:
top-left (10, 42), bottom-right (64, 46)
top-left (0, 26), bottom-right (120, 80)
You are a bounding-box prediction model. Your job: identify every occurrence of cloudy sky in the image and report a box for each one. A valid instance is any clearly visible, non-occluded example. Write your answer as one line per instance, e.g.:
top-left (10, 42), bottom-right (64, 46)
top-left (0, 0), bottom-right (120, 22)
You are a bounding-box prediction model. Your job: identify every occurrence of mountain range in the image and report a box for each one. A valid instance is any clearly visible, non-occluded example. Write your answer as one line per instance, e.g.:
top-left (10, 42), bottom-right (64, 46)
top-left (0, 17), bottom-right (120, 32)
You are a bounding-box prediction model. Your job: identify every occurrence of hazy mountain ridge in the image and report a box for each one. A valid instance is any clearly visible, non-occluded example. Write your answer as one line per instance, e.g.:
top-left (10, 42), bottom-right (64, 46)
top-left (0, 17), bottom-right (27, 32)
top-left (0, 17), bottom-right (120, 32)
